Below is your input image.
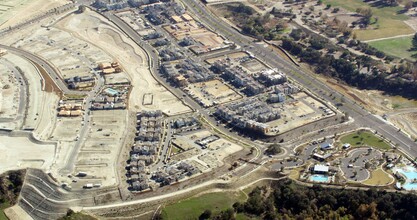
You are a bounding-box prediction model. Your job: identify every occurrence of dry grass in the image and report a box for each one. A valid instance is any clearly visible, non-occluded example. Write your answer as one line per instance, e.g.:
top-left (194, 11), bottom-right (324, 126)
top-left (363, 168), bottom-right (393, 186)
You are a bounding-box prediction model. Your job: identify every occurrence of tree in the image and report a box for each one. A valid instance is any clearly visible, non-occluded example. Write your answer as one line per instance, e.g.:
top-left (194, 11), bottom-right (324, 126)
top-left (215, 208), bottom-right (235, 220)
top-left (412, 33), bottom-right (417, 50)
top-left (199, 209), bottom-right (212, 220)
top-left (356, 7), bottom-right (373, 26)
top-left (405, 0), bottom-right (413, 11)
top-left (266, 144), bottom-right (282, 155)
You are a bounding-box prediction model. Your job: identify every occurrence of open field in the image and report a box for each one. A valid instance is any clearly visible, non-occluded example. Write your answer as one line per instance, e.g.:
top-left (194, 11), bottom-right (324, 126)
top-left (340, 131), bottom-right (391, 150)
top-left (0, 201), bottom-right (9, 220)
top-left (0, 0), bottom-right (67, 29)
top-left (323, 0), bottom-right (414, 40)
top-left (368, 36), bottom-right (415, 61)
top-left (161, 191), bottom-right (246, 220)
top-left (363, 168), bottom-right (394, 186)
top-left (0, 136), bottom-right (55, 173)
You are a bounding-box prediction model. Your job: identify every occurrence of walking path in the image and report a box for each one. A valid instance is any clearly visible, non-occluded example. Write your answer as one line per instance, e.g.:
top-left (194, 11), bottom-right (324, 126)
top-left (363, 33), bottom-right (415, 43)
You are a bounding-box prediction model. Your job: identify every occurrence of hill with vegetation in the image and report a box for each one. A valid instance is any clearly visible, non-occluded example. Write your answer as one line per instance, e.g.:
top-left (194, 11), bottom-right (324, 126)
top-left (192, 179), bottom-right (417, 220)
top-left (0, 170), bottom-right (25, 219)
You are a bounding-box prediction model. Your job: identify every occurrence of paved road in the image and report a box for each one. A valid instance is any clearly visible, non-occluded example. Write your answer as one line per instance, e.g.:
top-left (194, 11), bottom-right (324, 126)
top-left (58, 59), bottom-right (105, 175)
top-left (150, 120), bottom-right (173, 172)
top-left (179, 0), bottom-right (417, 158)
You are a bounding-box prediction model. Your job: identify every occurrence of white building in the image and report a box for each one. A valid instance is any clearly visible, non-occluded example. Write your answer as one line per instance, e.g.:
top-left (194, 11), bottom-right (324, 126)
top-left (313, 164), bottom-right (329, 174)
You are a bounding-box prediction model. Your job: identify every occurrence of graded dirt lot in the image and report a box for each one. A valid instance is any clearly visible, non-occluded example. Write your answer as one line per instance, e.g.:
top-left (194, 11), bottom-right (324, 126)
top-left (72, 110), bottom-right (128, 187)
top-left (51, 117), bottom-right (82, 141)
top-left (0, 60), bottom-right (19, 118)
top-left (240, 58), bottom-right (267, 73)
top-left (56, 9), bottom-right (190, 115)
top-left (0, 0), bottom-right (67, 29)
top-left (187, 79), bottom-right (242, 106)
top-left (12, 27), bottom-right (112, 82)
top-left (171, 129), bottom-right (242, 172)
top-left (266, 92), bottom-right (332, 135)
top-left (205, 52), bottom-right (248, 64)
top-left (0, 135), bottom-right (55, 173)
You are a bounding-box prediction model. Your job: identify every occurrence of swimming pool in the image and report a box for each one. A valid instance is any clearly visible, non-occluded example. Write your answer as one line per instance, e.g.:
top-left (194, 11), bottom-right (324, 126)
top-left (394, 166), bottom-right (417, 190)
top-left (397, 167), bottom-right (417, 180)
top-left (403, 183), bottom-right (417, 190)
top-left (309, 174), bottom-right (330, 183)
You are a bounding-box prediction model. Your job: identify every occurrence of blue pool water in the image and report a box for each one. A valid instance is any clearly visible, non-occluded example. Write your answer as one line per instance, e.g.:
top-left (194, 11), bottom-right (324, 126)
top-left (309, 174), bottom-right (329, 183)
top-left (403, 183), bottom-right (417, 190)
top-left (395, 166), bottom-right (417, 191)
top-left (397, 168), bottom-right (417, 180)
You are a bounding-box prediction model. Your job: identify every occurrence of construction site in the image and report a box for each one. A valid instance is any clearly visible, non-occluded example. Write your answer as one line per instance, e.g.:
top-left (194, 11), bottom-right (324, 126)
top-left (185, 79), bottom-right (242, 107)
top-left (71, 109), bottom-right (128, 188)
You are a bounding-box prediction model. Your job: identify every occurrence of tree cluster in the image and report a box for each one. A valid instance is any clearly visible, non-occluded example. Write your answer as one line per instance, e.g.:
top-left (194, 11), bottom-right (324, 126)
top-left (0, 170), bottom-right (25, 205)
top-left (224, 3), bottom-right (288, 40)
top-left (232, 179), bottom-right (417, 219)
top-left (282, 30), bottom-right (417, 99)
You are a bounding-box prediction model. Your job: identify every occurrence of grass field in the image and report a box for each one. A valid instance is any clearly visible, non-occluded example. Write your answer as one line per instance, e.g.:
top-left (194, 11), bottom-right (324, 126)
top-left (340, 130), bottom-right (391, 150)
top-left (368, 36), bottom-right (416, 61)
top-left (161, 191), bottom-right (247, 220)
top-left (363, 168), bottom-right (393, 185)
top-left (236, 213), bottom-right (261, 220)
top-left (0, 202), bottom-right (10, 220)
top-left (323, 0), bottom-right (414, 40)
